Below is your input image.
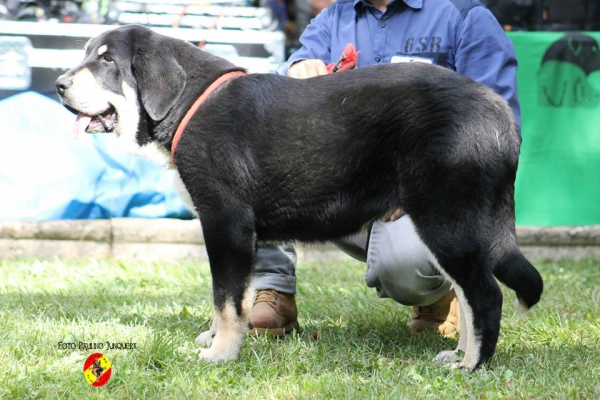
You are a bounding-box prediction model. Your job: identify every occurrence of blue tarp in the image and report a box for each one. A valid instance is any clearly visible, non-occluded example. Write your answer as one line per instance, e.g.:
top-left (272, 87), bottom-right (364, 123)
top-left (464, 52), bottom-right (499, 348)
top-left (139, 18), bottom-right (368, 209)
top-left (0, 92), bottom-right (191, 220)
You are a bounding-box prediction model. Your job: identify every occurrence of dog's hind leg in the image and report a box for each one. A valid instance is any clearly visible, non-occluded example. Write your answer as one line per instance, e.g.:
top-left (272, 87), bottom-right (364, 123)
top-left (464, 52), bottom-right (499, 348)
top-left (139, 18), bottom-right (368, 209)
top-left (194, 210), bottom-right (256, 363)
top-left (428, 249), bottom-right (503, 370)
top-left (428, 252), bottom-right (502, 370)
top-left (409, 212), bottom-right (503, 370)
top-left (433, 295), bottom-right (468, 366)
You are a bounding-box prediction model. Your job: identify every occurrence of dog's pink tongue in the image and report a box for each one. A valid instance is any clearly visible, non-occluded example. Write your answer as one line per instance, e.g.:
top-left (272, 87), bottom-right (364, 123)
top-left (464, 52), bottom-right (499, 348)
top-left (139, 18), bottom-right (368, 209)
top-left (72, 113), bottom-right (92, 138)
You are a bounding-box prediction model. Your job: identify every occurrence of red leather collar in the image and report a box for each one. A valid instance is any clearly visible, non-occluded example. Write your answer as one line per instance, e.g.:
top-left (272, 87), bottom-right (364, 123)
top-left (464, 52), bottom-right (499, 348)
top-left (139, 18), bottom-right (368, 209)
top-left (171, 70), bottom-right (247, 167)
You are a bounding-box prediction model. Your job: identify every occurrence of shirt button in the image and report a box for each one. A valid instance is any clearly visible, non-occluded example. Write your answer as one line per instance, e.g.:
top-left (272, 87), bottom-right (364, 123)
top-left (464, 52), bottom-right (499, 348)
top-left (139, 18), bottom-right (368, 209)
top-left (380, 21), bottom-right (386, 28)
top-left (375, 56), bottom-right (381, 62)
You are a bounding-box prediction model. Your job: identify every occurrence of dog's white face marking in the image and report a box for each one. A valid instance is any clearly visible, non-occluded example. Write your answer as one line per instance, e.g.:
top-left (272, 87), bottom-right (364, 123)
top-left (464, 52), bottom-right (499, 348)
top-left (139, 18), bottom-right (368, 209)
top-left (64, 68), bottom-right (112, 116)
top-left (62, 67), bottom-right (172, 168)
top-left (97, 45), bottom-right (108, 56)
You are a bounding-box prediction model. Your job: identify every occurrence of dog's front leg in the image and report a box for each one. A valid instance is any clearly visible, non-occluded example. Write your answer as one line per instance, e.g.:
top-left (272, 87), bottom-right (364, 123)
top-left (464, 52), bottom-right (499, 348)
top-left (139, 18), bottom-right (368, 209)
top-left (195, 317), bottom-right (217, 346)
top-left (195, 211), bottom-right (256, 363)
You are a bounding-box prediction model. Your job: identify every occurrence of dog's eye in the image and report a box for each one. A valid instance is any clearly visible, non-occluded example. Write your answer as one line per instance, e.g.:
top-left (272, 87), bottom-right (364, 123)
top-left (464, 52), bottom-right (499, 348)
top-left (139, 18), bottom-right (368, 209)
top-left (102, 54), bottom-right (113, 63)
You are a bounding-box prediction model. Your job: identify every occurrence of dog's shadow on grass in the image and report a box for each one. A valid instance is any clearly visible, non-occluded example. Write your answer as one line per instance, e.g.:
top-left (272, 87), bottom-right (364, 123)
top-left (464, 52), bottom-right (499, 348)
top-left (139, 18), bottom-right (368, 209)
top-left (0, 285), bottom-right (214, 337)
top-left (237, 298), bottom-right (461, 373)
top-left (241, 317), bottom-right (600, 377)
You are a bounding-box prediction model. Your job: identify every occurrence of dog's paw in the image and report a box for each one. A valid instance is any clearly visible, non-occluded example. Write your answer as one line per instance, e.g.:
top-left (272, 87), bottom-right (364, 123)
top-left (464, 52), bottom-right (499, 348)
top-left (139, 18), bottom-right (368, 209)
top-left (195, 348), bottom-right (237, 364)
top-left (433, 350), bottom-right (462, 365)
top-left (195, 330), bottom-right (215, 347)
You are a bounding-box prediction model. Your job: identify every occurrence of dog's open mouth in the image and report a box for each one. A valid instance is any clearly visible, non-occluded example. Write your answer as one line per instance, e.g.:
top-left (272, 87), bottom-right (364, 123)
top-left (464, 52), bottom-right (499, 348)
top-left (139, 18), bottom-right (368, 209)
top-left (72, 107), bottom-right (117, 137)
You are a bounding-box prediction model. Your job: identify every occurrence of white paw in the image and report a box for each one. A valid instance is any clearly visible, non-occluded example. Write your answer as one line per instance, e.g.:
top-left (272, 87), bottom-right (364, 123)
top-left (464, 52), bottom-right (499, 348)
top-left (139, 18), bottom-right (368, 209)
top-left (195, 330), bottom-right (215, 347)
top-left (433, 350), bottom-right (462, 365)
top-left (196, 348), bottom-right (237, 364)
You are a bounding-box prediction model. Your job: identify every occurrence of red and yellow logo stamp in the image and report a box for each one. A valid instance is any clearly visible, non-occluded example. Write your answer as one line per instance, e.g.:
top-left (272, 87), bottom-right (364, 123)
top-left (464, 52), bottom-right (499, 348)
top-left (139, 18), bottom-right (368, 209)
top-left (83, 353), bottom-right (112, 387)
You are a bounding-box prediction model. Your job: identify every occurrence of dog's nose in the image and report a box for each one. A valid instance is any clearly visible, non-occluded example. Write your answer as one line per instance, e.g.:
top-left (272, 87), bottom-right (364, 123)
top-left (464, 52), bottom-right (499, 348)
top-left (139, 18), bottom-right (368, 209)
top-left (55, 76), bottom-right (73, 95)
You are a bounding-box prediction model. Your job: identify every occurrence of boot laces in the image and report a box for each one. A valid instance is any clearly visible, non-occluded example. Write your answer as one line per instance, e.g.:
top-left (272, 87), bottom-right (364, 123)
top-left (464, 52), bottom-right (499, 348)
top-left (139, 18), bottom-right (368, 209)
top-left (254, 289), bottom-right (278, 306)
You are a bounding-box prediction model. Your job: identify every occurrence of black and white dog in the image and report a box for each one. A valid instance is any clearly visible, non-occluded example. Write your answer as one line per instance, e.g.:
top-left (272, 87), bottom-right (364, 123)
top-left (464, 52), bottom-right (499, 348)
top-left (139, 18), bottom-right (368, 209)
top-left (55, 25), bottom-right (543, 370)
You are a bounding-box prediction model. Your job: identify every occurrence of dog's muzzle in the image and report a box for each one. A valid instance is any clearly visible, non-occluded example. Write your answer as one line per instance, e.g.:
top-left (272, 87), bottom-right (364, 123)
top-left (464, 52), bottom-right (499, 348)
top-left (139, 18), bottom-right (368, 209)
top-left (55, 75), bottom-right (118, 136)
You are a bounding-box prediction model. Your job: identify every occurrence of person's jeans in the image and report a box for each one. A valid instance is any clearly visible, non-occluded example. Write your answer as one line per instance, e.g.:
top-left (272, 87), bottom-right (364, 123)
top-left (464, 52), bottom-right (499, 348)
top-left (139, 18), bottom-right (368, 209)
top-left (253, 216), bottom-right (451, 306)
top-left (253, 243), bottom-right (297, 294)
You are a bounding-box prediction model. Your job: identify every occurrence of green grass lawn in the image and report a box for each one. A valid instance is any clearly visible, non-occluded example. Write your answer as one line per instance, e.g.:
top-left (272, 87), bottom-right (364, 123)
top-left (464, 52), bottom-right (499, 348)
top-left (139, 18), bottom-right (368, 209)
top-left (0, 256), bottom-right (598, 399)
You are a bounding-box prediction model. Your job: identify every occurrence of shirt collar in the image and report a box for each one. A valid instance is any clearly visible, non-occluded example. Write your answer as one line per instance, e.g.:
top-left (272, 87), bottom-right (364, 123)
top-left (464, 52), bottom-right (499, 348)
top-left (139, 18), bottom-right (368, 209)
top-left (353, 0), bottom-right (422, 14)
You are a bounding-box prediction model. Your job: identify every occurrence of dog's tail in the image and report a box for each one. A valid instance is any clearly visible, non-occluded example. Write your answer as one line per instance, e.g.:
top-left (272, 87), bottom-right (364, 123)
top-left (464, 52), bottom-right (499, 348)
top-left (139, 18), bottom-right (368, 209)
top-left (490, 184), bottom-right (543, 312)
top-left (492, 245), bottom-right (543, 312)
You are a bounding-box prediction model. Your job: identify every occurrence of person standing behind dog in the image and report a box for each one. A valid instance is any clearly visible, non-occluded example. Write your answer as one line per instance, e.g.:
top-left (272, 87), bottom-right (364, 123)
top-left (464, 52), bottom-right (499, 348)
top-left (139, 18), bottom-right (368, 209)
top-left (246, 0), bottom-right (521, 337)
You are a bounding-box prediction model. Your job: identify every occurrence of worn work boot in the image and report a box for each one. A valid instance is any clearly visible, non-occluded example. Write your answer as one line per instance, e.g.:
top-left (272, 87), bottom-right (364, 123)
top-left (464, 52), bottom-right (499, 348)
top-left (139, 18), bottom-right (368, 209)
top-left (408, 289), bottom-right (460, 337)
top-left (247, 289), bottom-right (301, 337)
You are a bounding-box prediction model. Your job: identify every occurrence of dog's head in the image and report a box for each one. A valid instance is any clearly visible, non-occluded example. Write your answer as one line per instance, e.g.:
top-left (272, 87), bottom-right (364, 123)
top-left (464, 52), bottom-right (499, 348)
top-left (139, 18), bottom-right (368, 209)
top-left (55, 25), bottom-right (188, 165)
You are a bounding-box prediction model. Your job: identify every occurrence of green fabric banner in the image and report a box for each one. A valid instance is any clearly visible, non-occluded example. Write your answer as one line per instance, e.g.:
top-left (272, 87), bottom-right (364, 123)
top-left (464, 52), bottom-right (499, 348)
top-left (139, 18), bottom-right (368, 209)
top-left (509, 32), bottom-right (600, 226)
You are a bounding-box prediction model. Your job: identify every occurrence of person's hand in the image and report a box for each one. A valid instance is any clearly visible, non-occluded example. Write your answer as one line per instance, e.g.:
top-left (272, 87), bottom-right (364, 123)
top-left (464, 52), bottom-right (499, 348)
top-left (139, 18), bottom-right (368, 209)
top-left (382, 208), bottom-right (405, 222)
top-left (287, 59), bottom-right (329, 79)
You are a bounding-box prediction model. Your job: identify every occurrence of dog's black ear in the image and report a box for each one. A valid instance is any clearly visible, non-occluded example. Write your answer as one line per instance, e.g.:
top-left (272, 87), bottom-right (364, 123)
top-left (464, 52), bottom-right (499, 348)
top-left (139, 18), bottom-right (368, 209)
top-left (132, 46), bottom-right (186, 121)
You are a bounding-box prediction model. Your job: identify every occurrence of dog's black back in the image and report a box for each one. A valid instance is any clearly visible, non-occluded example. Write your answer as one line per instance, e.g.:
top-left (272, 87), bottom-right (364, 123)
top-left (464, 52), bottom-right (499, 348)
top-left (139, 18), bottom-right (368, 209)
top-left (176, 66), bottom-right (518, 243)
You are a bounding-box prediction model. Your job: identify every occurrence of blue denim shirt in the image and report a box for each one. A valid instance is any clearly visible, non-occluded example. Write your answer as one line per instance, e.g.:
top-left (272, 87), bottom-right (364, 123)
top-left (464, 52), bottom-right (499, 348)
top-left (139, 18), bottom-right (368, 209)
top-left (276, 0), bottom-right (521, 125)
